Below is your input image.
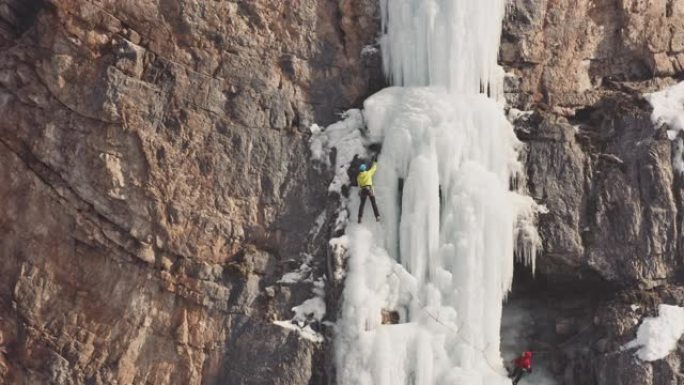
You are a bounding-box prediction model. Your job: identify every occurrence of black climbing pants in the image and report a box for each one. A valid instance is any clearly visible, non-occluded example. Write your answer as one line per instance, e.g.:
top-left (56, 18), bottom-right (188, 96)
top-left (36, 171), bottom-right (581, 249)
top-left (511, 367), bottom-right (529, 385)
top-left (358, 186), bottom-right (379, 222)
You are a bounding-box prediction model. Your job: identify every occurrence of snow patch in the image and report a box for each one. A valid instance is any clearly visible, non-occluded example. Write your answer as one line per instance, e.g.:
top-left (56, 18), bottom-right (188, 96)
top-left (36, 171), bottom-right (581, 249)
top-left (309, 211), bottom-right (328, 237)
top-left (290, 278), bottom-right (326, 326)
top-left (623, 304), bottom-right (684, 361)
top-left (273, 254), bottom-right (326, 342)
top-left (329, 235), bottom-right (351, 282)
top-left (274, 273), bottom-right (327, 342)
top-left (646, 81), bottom-right (684, 173)
top-left (507, 108), bottom-right (533, 123)
top-left (273, 321), bottom-right (324, 343)
top-left (309, 109), bottom-right (368, 194)
top-left (278, 254), bottom-right (314, 285)
top-left (362, 45), bottom-right (379, 56)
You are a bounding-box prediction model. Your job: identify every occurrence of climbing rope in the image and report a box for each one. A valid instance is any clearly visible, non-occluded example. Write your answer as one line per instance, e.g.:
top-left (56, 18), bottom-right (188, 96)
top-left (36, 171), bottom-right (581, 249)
top-left (392, 285), bottom-right (510, 375)
top-left (419, 305), bottom-right (507, 374)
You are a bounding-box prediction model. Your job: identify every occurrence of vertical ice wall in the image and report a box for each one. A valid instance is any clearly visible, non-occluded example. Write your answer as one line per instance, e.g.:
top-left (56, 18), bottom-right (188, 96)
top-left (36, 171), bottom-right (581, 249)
top-left (379, 0), bottom-right (506, 95)
top-left (332, 0), bottom-right (541, 384)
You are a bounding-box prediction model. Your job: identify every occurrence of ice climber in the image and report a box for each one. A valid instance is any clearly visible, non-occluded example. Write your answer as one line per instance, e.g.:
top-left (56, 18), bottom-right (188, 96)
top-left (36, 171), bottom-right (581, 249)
top-left (510, 351), bottom-right (532, 385)
top-left (357, 156), bottom-right (380, 224)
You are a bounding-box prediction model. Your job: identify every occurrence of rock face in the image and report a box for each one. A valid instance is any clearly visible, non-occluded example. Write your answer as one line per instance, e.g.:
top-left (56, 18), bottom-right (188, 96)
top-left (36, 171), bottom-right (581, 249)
top-left (515, 97), bottom-right (679, 287)
top-left (502, 0), bottom-right (684, 109)
top-left (0, 0), bottom-right (380, 384)
top-left (504, 274), bottom-right (684, 385)
top-left (502, 0), bottom-right (684, 384)
top-left (4, 0), bottom-right (684, 384)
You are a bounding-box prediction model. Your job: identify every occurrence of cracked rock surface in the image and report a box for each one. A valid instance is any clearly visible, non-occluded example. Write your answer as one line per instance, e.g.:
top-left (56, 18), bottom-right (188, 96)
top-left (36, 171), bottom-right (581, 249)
top-left (0, 0), bottom-right (380, 384)
top-left (5, 0), bottom-right (684, 384)
top-left (502, 1), bottom-right (684, 384)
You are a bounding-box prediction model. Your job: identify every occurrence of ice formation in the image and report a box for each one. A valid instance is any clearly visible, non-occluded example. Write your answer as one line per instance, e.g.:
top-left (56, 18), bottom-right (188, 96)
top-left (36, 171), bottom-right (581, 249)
top-left (623, 305), bottom-right (684, 361)
top-left (324, 0), bottom-right (542, 384)
top-left (379, 0), bottom-right (506, 95)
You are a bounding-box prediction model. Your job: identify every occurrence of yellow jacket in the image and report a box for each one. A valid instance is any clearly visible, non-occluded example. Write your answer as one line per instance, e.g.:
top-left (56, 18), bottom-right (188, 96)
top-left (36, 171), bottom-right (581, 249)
top-left (357, 162), bottom-right (377, 187)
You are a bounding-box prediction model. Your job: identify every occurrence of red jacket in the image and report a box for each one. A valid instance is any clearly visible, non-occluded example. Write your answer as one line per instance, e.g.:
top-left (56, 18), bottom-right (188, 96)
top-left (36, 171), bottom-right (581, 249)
top-left (514, 352), bottom-right (532, 370)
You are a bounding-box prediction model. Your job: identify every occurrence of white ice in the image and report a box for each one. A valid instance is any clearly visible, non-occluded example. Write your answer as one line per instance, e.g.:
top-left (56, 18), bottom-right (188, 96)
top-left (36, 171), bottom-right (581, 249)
top-left (325, 0), bottom-right (542, 384)
top-left (623, 304), bottom-right (684, 361)
top-left (379, 0), bottom-right (506, 95)
top-left (334, 86), bottom-right (538, 385)
top-left (646, 81), bottom-right (684, 173)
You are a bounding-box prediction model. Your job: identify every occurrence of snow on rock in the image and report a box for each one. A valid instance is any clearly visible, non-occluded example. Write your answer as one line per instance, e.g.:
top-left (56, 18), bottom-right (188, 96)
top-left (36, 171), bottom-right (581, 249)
top-left (278, 254), bottom-right (314, 285)
top-left (330, 235), bottom-right (351, 283)
top-left (274, 274), bottom-right (327, 342)
top-left (292, 278), bottom-right (327, 324)
top-left (309, 211), bottom-right (328, 237)
top-left (273, 266), bottom-right (326, 342)
top-left (309, 109), bottom-right (368, 194)
top-left (309, 109), bottom-right (373, 234)
top-left (362, 45), bottom-right (379, 56)
top-left (507, 108), bottom-right (533, 123)
top-left (273, 320), bottom-right (324, 343)
top-left (623, 304), bottom-right (684, 361)
top-left (646, 81), bottom-right (684, 173)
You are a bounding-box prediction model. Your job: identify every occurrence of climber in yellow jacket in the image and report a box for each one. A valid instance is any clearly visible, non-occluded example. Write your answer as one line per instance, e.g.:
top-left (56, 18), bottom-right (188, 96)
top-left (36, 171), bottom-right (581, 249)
top-left (357, 157), bottom-right (380, 224)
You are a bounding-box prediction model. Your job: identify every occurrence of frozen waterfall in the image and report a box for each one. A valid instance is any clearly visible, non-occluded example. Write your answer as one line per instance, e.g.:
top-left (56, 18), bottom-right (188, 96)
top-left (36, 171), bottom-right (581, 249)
top-left (327, 0), bottom-right (542, 384)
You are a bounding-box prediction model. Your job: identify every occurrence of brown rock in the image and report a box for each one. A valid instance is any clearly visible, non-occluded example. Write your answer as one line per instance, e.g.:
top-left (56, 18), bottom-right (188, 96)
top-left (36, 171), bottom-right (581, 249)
top-left (502, 0), bottom-right (684, 109)
top-left (503, 0), bottom-right (684, 382)
top-left (0, 0), bottom-right (380, 384)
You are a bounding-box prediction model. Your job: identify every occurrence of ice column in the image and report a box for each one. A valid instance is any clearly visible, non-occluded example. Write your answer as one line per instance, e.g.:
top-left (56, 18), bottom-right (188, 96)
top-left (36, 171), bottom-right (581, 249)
top-left (334, 1), bottom-right (539, 384)
top-left (379, 0), bottom-right (506, 95)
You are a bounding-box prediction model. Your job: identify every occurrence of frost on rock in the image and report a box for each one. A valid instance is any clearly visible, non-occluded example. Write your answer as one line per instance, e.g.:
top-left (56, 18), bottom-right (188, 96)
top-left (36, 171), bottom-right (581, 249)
top-left (273, 320), bottom-right (324, 343)
top-left (623, 304), bottom-right (684, 361)
top-left (646, 81), bottom-right (684, 173)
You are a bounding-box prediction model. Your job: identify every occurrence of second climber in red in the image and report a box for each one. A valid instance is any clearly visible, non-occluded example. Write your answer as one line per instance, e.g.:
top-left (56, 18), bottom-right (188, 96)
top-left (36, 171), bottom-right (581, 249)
top-left (510, 351), bottom-right (532, 385)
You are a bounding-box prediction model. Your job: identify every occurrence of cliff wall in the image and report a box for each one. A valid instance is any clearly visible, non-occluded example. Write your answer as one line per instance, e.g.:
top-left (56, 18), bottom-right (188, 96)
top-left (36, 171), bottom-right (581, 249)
top-left (0, 1), bottom-right (380, 384)
top-left (502, 1), bottom-right (684, 384)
